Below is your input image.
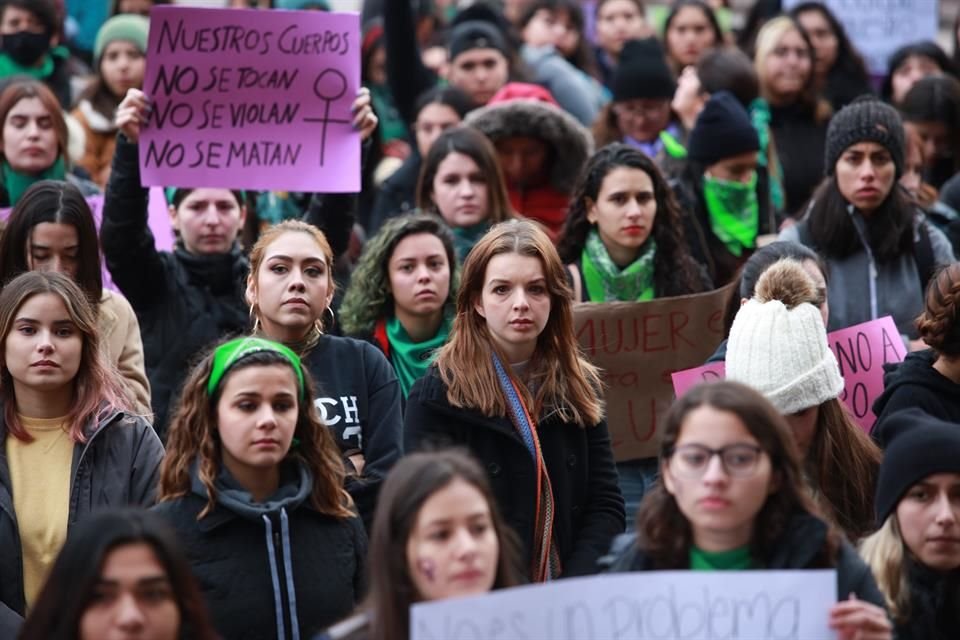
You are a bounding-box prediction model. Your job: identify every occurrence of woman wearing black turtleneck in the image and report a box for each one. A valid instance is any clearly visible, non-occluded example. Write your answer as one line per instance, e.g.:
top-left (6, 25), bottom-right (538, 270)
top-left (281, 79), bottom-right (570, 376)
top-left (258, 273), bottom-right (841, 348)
top-left (101, 89), bottom-right (374, 437)
top-left (860, 410), bottom-right (960, 640)
top-left (753, 16), bottom-right (832, 217)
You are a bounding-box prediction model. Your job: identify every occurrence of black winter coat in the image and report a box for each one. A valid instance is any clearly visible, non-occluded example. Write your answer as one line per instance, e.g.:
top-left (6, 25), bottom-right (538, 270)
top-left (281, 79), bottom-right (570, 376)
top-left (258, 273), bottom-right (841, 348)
top-left (872, 350), bottom-right (960, 442)
top-left (0, 409), bottom-right (164, 635)
top-left (606, 511), bottom-right (887, 610)
top-left (404, 368), bottom-right (626, 579)
top-left (895, 559), bottom-right (960, 640)
top-left (100, 135), bottom-right (250, 437)
top-left (302, 335), bottom-right (403, 530)
top-left (153, 463), bottom-right (367, 640)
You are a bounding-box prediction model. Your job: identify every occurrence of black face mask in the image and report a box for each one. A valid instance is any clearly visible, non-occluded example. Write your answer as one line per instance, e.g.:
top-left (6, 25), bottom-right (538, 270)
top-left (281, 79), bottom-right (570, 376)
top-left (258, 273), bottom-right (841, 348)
top-left (1, 30), bottom-right (50, 66)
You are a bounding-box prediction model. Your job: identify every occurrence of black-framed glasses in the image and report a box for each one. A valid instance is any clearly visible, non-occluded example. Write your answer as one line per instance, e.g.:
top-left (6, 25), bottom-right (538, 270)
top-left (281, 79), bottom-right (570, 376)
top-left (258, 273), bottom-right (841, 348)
top-left (668, 444), bottom-right (764, 478)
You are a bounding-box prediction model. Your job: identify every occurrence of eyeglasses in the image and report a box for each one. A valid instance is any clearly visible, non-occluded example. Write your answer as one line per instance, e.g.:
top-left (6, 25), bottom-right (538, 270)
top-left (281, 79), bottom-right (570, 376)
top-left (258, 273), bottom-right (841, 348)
top-left (612, 101), bottom-right (668, 119)
top-left (668, 444), bottom-right (764, 478)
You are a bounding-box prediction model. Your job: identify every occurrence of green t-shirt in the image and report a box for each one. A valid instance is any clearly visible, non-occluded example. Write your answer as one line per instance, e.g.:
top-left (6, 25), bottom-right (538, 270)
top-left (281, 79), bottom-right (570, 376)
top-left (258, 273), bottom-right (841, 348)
top-left (689, 545), bottom-right (754, 571)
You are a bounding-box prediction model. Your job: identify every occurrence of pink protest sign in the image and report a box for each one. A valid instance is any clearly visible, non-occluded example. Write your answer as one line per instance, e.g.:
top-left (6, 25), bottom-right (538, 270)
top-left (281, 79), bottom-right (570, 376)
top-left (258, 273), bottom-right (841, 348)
top-left (670, 316), bottom-right (906, 432)
top-left (671, 361), bottom-right (725, 397)
top-left (828, 316), bottom-right (905, 431)
top-left (140, 6), bottom-right (360, 192)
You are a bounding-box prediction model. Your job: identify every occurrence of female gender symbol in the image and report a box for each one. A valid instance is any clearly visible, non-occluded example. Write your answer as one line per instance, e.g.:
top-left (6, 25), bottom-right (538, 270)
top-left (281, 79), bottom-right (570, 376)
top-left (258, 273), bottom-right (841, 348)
top-left (303, 68), bottom-right (351, 167)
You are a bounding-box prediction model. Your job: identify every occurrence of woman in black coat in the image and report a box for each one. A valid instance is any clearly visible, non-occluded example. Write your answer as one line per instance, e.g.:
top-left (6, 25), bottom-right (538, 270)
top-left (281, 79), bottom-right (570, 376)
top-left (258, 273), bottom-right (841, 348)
top-left (608, 382), bottom-right (891, 638)
top-left (153, 337), bottom-right (366, 640)
top-left (404, 220), bottom-right (625, 581)
top-left (860, 409), bottom-right (960, 640)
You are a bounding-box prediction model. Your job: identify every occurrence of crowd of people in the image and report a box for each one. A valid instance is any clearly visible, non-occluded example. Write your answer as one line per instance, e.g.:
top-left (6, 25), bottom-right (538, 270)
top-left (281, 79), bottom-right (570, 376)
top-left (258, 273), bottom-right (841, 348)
top-left (0, 0), bottom-right (958, 638)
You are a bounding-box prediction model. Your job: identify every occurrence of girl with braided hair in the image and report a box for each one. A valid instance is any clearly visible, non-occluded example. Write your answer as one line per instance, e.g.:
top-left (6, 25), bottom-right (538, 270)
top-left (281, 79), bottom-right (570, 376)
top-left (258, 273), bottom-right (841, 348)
top-left (873, 263), bottom-right (960, 439)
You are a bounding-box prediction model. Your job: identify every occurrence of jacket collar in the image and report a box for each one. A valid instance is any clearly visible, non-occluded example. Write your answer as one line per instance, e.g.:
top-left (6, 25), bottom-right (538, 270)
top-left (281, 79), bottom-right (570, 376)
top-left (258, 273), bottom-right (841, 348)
top-left (417, 368), bottom-right (525, 443)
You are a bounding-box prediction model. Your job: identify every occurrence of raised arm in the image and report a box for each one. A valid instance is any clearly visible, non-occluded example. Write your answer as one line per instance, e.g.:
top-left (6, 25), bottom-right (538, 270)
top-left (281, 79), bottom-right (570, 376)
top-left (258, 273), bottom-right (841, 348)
top-left (100, 89), bottom-right (168, 310)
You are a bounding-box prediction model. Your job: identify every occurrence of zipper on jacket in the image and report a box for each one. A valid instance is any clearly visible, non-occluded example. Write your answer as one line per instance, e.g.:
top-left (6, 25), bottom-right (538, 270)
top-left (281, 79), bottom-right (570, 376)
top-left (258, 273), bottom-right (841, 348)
top-left (273, 525), bottom-right (294, 639)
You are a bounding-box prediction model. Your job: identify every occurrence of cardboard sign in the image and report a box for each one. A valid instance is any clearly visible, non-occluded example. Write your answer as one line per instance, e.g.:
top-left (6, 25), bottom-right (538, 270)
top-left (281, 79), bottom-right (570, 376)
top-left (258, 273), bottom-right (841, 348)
top-left (783, 0), bottom-right (939, 75)
top-left (411, 570), bottom-right (837, 640)
top-left (140, 6), bottom-right (361, 192)
top-left (671, 316), bottom-right (906, 432)
top-left (574, 285), bottom-right (732, 461)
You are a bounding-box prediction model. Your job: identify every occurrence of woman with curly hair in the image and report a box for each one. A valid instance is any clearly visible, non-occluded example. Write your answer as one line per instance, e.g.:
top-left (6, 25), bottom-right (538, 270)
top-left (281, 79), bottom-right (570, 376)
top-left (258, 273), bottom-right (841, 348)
top-left (557, 142), bottom-right (708, 526)
top-left (558, 143), bottom-right (710, 302)
top-left (340, 214), bottom-right (458, 398)
top-left (873, 263), bottom-right (960, 436)
top-left (609, 381), bottom-right (891, 639)
top-left (154, 336), bottom-right (366, 640)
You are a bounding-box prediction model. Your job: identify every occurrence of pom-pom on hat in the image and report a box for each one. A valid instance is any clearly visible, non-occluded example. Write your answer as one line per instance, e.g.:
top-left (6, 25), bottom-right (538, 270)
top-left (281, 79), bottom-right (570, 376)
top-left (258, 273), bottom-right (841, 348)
top-left (687, 91), bottom-right (760, 167)
top-left (94, 14), bottom-right (149, 68)
top-left (824, 96), bottom-right (906, 178)
top-left (611, 38), bottom-right (677, 102)
top-left (726, 260), bottom-right (844, 415)
top-left (874, 408), bottom-right (960, 525)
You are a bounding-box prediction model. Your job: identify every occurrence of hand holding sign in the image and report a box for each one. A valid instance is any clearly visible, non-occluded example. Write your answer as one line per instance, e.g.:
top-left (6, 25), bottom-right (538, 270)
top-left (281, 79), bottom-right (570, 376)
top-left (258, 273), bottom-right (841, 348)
top-left (140, 6), bottom-right (361, 192)
top-left (116, 88), bottom-right (150, 143)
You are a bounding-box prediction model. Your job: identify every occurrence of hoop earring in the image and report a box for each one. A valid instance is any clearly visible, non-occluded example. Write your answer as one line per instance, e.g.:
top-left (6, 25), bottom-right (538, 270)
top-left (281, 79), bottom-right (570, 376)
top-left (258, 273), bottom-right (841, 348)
top-left (322, 305), bottom-right (335, 332)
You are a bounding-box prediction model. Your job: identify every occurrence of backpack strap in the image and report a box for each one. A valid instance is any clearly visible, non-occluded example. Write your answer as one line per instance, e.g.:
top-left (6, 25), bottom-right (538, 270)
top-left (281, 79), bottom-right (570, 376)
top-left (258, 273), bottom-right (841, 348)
top-left (914, 218), bottom-right (936, 293)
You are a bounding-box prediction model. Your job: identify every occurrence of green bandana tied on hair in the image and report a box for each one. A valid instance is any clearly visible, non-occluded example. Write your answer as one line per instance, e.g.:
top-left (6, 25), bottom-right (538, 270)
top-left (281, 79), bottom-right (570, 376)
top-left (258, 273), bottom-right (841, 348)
top-left (386, 315), bottom-right (450, 397)
top-left (702, 171), bottom-right (759, 258)
top-left (581, 228), bottom-right (656, 302)
top-left (207, 337), bottom-right (305, 398)
top-left (2, 157), bottom-right (65, 206)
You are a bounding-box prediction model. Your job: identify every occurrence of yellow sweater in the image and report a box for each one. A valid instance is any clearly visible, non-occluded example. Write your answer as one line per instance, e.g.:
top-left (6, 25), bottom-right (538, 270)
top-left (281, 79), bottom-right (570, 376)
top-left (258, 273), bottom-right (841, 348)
top-left (6, 415), bottom-right (72, 608)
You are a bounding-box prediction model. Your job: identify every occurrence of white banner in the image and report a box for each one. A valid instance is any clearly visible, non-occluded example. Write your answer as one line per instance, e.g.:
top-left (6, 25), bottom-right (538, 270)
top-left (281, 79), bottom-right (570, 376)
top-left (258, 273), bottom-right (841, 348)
top-left (783, 0), bottom-right (940, 75)
top-left (411, 570), bottom-right (838, 640)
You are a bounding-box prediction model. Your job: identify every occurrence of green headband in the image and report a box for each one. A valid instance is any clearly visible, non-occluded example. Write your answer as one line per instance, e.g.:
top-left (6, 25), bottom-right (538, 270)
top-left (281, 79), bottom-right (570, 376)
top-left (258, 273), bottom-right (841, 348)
top-left (207, 337), bottom-right (305, 398)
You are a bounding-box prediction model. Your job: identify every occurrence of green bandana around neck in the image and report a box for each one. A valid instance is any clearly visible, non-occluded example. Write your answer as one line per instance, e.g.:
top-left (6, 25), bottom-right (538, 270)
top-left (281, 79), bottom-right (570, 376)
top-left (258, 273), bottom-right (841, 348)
top-left (451, 221), bottom-right (490, 263)
top-left (690, 545), bottom-right (754, 571)
top-left (0, 45), bottom-right (67, 81)
top-left (2, 156), bottom-right (66, 206)
top-left (702, 171), bottom-right (759, 258)
top-left (581, 228), bottom-right (656, 302)
top-left (386, 315), bottom-right (450, 397)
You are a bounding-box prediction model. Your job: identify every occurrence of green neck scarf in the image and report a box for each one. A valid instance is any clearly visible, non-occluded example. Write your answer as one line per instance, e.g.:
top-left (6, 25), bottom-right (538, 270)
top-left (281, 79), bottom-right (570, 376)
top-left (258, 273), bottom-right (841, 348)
top-left (2, 157), bottom-right (66, 206)
top-left (451, 221), bottom-right (490, 263)
top-left (0, 46), bottom-right (68, 81)
top-left (690, 545), bottom-right (754, 571)
top-left (386, 314), bottom-right (450, 397)
top-left (581, 228), bottom-right (656, 302)
top-left (748, 98), bottom-right (785, 213)
top-left (702, 171), bottom-right (759, 258)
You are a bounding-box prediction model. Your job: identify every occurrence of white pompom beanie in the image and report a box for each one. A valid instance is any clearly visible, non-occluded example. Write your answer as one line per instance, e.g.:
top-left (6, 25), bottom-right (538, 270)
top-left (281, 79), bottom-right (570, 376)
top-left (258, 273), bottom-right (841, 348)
top-left (726, 298), bottom-right (844, 415)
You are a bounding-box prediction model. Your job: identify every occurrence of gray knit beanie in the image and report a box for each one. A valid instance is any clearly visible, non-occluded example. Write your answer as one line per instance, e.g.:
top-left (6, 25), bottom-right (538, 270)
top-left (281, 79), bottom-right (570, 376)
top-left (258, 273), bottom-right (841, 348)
top-left (824, 96), bottom-right (905, 178)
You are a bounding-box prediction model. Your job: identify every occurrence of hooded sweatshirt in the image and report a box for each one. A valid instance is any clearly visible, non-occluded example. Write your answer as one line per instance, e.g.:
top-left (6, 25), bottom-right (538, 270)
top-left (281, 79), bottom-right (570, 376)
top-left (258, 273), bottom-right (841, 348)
top-left (153, 462), bottom-right (366, 640)
top-left (872, 349), bottom-right (960, 444)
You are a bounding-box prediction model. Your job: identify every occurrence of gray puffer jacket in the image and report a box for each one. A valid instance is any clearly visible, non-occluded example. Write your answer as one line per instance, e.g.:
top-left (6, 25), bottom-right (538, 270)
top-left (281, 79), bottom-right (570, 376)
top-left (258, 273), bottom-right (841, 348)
top-left (0, 407), bottom-right (164, 634)
top-left (780, 211), bottom-right (954, 340)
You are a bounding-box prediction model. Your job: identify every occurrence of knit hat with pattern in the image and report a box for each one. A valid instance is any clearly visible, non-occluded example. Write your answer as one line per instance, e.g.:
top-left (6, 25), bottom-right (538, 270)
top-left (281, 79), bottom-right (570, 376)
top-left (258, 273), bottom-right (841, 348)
top-left (824, 96), bottom-right (905, 177)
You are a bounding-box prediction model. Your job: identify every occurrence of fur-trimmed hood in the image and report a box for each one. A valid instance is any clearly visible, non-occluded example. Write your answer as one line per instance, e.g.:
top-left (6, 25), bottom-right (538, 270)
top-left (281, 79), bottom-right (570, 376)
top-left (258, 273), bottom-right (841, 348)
top-left (466, 97), bottom-right (594, 193)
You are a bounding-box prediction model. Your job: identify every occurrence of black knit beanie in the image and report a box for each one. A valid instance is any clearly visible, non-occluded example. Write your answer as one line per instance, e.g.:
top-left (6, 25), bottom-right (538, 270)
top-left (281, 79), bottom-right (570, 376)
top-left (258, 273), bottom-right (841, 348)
top-left (611, 38), bottom-right (676, 102)
top-left (448, 20), bottom-right (510, 61)
top-left (687, 91), bottom-right (760, 167)
top-left (824, 96), bottom-right (906, 178)
top-left (874, 408), bottom-right (960, 526)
